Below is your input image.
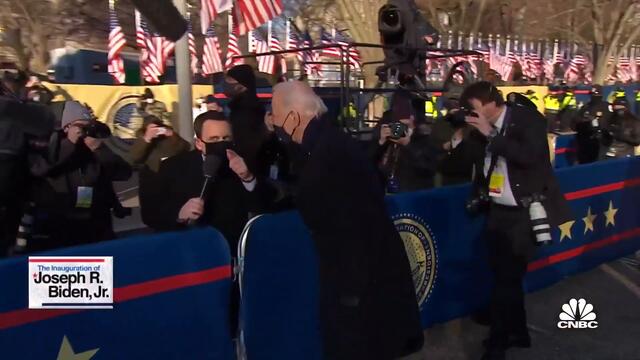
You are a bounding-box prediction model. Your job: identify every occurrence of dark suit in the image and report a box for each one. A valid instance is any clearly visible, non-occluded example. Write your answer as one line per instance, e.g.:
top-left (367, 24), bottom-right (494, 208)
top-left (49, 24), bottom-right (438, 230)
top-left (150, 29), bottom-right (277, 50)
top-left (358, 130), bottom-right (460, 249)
top-left (470, 105), bottom-right (572, 351)
top-left (294, 119), bottom-right (423, 360)
top-left (148, 150), bottom-right (273, 250)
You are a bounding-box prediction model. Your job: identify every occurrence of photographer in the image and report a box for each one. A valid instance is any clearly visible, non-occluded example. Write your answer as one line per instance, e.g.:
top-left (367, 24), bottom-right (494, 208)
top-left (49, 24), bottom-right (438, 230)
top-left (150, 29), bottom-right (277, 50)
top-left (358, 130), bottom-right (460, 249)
top-left (600, 98), bottom-right (640, 160)
top-left (28, 101), bottom-right (132, 251)
top-left (1, 72), bottom-right (55, 257)
top-left (372, 110), bottom-right (436, 193)
top-left (137, 88), bottom-right (170, 125)
top-left (462, 82), bottom-right (572, 360)
top-left (129, 115), bottom-right (190, 229)
top-left (435, 106), bottom-right (486, 186)
top-left (573, 85), bottom-right (612, 164)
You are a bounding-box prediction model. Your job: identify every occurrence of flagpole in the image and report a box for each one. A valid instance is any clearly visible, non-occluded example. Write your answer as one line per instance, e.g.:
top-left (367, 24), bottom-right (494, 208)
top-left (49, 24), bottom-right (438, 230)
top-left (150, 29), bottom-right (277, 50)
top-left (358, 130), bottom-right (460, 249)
top-left (173, 0), bottom-right (194, 143)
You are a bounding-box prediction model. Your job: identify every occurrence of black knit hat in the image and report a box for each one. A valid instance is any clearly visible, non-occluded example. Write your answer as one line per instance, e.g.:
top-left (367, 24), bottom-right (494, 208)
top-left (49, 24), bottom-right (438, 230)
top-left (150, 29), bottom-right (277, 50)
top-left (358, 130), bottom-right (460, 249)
top-left (227, 64), bottom-right (256, 91)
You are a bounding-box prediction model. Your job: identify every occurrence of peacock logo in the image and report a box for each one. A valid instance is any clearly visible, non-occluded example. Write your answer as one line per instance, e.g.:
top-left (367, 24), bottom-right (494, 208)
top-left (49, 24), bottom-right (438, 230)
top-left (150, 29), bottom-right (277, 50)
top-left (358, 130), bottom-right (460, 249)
top-left (557, 298), bottom-right (598, 329)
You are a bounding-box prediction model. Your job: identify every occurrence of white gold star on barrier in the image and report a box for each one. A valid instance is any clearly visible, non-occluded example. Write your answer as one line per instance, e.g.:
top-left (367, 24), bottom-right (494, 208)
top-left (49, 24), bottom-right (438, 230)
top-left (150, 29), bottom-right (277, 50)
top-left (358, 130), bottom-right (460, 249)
top-left (604, 201), bottom-right (619, 227)
top-left (583, 207), bottom-right (597, 234)
top-left (558, 221), bottom-right (575, 242)
top-left (57, 336), bottom-right (99, 360)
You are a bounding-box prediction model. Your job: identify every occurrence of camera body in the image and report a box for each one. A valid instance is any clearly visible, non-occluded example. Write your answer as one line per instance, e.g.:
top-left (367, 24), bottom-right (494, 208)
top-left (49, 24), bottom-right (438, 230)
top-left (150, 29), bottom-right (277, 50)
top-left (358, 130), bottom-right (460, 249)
top-left (388, 122), bottom-right (409, 139)
top-left (445, 108), bottom-right (474, 129)
top-left (79, 120), bottom-right (112, 139)
top-left (466, 190), bottom-right (490, 214)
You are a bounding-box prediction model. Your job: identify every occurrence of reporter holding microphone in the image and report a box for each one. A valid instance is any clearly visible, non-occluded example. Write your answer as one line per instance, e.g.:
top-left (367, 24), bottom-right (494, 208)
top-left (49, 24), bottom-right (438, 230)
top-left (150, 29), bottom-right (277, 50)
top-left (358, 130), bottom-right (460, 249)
top-left (150, 110), bottom-right (274, 250)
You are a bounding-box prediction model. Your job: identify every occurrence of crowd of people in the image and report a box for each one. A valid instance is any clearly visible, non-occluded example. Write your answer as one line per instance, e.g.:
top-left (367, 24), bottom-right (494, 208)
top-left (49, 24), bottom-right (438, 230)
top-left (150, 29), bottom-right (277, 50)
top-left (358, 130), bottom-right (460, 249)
top-left (1, 63), bottom-right (639, 359)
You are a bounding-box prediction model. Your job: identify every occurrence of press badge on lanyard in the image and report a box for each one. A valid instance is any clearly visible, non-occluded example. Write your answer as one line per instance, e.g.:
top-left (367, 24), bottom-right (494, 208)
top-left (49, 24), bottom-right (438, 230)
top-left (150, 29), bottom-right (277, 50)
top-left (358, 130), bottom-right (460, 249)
top-left (76, 186), bottom-right (93, 208)
top-left (488, 171), bottom-right (505, 197)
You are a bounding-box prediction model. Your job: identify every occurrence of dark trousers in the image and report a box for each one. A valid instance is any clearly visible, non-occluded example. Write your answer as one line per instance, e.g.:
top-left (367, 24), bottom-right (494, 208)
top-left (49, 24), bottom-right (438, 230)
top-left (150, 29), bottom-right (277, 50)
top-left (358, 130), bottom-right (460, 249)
top-left (485, 204), bottom-right (535, 349)
top-left (0, 204), bottom-right (21, 258)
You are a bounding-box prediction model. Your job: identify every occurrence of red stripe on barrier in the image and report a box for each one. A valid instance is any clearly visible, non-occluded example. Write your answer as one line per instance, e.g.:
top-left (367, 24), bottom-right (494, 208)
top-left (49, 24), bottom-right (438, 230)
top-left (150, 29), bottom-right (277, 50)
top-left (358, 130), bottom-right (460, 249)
top-left (214, 93), bottom-right (272, 99)
top-left (564, 177), bottom-right (640, 200)
top-left (28, 259), bottom-right (104, 263)
top-left (527, 227), bottom-right (640, 272)
top-left (0, 265), bottom-right (231, 330)
top-left (555, 148), bottom-right (575, 154)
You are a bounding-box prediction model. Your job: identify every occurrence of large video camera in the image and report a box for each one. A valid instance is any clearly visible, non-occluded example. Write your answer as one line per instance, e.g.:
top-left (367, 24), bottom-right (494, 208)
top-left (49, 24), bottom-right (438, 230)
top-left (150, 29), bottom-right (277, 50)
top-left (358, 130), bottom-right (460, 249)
top-left (377, 0), bottom-right (438, 87)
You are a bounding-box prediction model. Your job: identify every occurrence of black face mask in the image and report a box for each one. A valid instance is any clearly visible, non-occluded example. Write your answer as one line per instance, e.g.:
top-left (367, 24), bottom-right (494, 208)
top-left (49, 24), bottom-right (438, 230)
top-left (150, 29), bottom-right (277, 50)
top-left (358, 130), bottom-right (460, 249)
top-left (274, 111), bottom-right (300, 145)
top-left (223, 82), bottom-right (246, 99)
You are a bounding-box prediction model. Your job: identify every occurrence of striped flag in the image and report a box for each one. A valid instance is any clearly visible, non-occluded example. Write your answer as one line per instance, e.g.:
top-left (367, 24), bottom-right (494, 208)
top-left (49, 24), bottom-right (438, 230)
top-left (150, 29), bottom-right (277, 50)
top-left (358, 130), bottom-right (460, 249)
top-left (188, 16), bottom-right (199, 75)
top-left (270, 33), bottom-right (287, 75)
top-left (253, 30), bottom-right (275, 74)
top-left (233, 0), bottom-right (283, 35)
top-left (202, 25), bottom-right (224, 75)
top-left (135, 10), bottom-right (161, 83)
top-left (565, 54), bottom-right (587, 82)
top-left (287, 21), bottom-right (304, 67)
top-left (225, 13), bottom-right (244, 70)
top-left (302, 32), bottom-right (322, 77)
top-left (617, 54), bottom-right (632, 83)
top-left (108, 0), bottom-right (126, 84)
top-left (334, 30), bottom-right (362, 70)
top-left (320, 28), bottom-right (341, 58)
top-left (201, 0), bottom-right (233, 34)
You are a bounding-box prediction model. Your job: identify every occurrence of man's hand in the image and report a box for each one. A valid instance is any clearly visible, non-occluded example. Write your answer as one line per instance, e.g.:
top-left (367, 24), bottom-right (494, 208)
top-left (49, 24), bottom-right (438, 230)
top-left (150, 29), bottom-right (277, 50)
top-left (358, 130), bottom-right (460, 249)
top-left (465, 112), bottom-right (493, 137)
top-left (67, 124), bottom-right (84, 144)
top-left (178, 198), bottom-right (204, 222)
top-left (84, 137), bottom-right (103, 152)
top-left (227, 149), bottom-right (253, 182)
top-left (379, 124), bottom-right (392, 145)
top-left (143, 124), bottom-right (171, 143)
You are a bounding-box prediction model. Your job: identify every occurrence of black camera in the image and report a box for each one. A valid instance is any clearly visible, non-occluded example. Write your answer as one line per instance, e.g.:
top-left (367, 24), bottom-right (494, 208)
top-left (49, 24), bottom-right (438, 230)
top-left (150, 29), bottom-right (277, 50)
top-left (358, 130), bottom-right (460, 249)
top-left (445, 108), bottom-right (475, 129)
top-left (388, 122), bottom-right (409, 139)
top-left (79, 120), bottom-right (112, 139)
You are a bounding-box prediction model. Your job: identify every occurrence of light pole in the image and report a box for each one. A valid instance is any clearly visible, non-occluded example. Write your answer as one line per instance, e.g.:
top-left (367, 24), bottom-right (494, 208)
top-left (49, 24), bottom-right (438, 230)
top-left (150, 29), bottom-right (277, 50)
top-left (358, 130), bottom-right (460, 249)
top-left (173, 0), bottom-right (194, 142)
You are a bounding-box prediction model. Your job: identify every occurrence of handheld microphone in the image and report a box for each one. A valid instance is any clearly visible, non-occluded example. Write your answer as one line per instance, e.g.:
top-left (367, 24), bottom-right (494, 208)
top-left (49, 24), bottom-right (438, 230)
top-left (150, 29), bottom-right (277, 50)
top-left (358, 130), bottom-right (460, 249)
top-left (188, 155), bottom-right (222, 226)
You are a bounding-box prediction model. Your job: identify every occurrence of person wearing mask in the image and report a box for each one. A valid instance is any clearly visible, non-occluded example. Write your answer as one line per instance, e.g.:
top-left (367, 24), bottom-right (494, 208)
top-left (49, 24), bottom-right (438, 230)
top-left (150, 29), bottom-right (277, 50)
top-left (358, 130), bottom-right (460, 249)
top-left (461, 82), bottom-right (572, 360)
top-left (543, 86), bottom-right (562, 132)
top-left (600, 98), bottom-right (640, 159)
top-left (129, 115), bottom-right (191, 229)
top-left (28, 102), bottom-right (132, 251)
top-left (372, 109), bottom-right (436, 192)
top-left (150, 110), bottom-right (273, 248)
top-left (573, 85), bottom-right (612, 164)
top-left (137, 88), bottom-right (170, 125)
top-left (224, 65), bottom-right (270, 176)
top-left (0, 71), bottom-right (55, 257)
top-left (267, 81), bottom-right (423, 360)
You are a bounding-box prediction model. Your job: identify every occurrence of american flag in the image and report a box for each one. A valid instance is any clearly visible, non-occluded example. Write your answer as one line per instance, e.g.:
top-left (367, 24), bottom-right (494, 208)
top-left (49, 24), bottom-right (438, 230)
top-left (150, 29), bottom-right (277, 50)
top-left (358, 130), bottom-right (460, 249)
top-left (225, 13), bottom-right (245, 70)
top-left (200, 0), bottom-right (233, 34)
top-left (302, 32), bottom-right (322, 77)
top-left (320, 28), bottom-right (341, 58)
top-left (287, 22), bottom-right (305, 67)
top-left (528, 44), bottom-right (543, 79)
top-left (108, 0), bottom-right (126, 84)
top-left (617, 54), bottom-right (632, 83)
top-left (202, 25), bottom-right (224, 75)
top-left (233, 0), bottom-right (283, 35)
top-left (188, 16), bottom-right (199, 75)
top-left (565, 54), bottom-right (587, 82)
top-left (334, 30), bottom-right (362, 70)
top-left (135, 10), bottom-right (161, 83)
top-left (253, 30), bottom-right (275, 74)
top-left (270, 31), bottom-right (287, 75)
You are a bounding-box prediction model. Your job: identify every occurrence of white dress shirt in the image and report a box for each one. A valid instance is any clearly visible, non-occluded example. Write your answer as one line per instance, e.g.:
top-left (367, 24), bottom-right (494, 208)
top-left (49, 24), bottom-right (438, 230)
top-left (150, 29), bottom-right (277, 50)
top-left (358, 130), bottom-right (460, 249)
top-left (483, 107), bottom-right (518, 206)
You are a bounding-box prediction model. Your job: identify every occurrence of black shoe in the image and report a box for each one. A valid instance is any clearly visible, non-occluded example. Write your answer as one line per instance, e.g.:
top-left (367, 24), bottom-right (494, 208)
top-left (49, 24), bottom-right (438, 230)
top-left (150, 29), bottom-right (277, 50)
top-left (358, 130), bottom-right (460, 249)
top-left (482, 335), bottom-right (531, 349)
top-left (480, 348), bottom-right (506, 360)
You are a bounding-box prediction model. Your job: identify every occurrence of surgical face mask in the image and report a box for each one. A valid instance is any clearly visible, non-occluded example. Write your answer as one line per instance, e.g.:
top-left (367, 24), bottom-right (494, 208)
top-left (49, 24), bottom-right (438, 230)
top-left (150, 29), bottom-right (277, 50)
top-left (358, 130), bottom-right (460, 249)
top-left (146, 98), bottom-right (154, 104)
top-left (274, 111), bottom-right (300, 144)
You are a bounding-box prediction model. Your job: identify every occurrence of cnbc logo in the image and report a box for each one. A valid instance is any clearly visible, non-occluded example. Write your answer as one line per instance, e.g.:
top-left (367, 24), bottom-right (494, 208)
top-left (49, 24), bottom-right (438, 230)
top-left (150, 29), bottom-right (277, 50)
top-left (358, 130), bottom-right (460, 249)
top-left (557, 298), bottom-right (598, 329)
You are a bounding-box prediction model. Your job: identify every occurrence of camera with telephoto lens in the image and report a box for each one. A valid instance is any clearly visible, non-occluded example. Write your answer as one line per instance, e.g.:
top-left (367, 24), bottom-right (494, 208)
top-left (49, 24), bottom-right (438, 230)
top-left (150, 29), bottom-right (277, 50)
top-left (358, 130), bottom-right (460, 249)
top-left (521, 194), bottom-right (552, 246)
top-left (388, 122), bottom-right (409, 139)
top-left (79, 120), bottom-right (112, 139)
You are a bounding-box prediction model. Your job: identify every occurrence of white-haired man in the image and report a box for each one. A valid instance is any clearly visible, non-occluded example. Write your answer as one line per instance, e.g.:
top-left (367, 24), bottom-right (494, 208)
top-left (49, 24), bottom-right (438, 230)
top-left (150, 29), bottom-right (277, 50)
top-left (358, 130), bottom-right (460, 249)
top-left (267, 81), bottom-right (423, 359)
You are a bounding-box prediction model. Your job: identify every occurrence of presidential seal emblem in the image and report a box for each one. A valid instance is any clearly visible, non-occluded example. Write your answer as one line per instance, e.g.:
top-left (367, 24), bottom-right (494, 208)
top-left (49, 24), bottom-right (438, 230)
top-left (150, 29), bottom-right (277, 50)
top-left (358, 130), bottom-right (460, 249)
top-left (393, 213), bottom-right (438, 306)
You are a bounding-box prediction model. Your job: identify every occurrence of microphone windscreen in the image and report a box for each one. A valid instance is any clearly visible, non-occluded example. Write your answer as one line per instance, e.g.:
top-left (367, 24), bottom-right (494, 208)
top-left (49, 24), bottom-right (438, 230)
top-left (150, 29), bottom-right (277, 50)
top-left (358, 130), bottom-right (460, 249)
top-left (131, 0), bottom-right (188, 42)
top-left (203, 155), bottom-right (223, 178)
